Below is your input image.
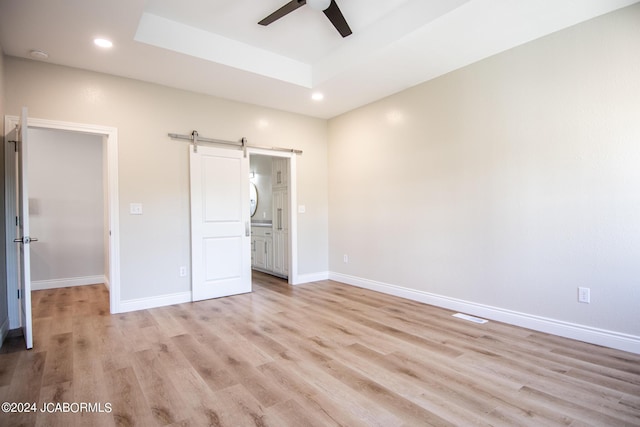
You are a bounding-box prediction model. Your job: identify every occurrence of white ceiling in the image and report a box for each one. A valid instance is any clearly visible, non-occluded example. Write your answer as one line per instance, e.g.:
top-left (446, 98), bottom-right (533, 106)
top-left (0, 0), bottom-right (637, 119)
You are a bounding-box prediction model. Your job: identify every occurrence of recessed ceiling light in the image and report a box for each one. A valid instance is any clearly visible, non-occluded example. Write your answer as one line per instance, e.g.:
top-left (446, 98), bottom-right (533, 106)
top-left (311, 92), bottom-right (324, 101)
top-left (94, 38), bottom-right (113, 48)
top-left (29, 50), bottom-right (49, 60)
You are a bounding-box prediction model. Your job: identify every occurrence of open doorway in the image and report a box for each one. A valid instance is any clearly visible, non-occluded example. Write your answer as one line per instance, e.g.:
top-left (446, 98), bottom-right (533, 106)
top-left (4, 115), bottom-right (120, 346)
top-left (26, 128), bottom-right (111, 325)
top-left (187, 141), bottom-right (299, 302)
top-left (28, 128), bottom-right (108, 292)
top-left (248, 151), bottom-right (296, 284)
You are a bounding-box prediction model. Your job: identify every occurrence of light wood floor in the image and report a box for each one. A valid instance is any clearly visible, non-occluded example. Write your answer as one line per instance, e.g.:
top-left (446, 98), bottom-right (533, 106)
top-left (1, 272), bottom-right (639, 426)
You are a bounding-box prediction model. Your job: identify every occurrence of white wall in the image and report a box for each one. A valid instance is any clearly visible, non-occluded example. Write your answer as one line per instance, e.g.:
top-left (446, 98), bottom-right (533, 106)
top-left (328, 5), bottom-right (640, 348)
top-left (28, 128), bottom-right (104, 288)
top-left (5, 58), bottom-right (329, 301)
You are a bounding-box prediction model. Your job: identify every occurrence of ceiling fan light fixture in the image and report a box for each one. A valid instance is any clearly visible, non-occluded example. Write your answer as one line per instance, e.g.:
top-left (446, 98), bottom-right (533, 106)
top-left (307, 0), bottom-right (331, 11)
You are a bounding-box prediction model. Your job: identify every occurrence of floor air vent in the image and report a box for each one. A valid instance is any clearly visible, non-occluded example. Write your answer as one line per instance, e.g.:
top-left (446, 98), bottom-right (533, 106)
top-left (452, 313), bottom-right (488, 324)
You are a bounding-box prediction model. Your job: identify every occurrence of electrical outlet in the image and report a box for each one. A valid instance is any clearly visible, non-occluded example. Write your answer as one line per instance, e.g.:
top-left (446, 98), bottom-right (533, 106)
top-left (343, 254), bottom-right (349, 263)
top-left (179, 266), bottom-right (187, 277)
top-left (578, 287), bottom-right (590, 303)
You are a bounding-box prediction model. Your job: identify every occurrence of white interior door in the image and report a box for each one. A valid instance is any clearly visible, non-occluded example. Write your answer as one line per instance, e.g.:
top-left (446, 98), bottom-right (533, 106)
top-left (15, 107), bottom-right (34, 349)
top-left (190, 145), bottom-right (251, 301)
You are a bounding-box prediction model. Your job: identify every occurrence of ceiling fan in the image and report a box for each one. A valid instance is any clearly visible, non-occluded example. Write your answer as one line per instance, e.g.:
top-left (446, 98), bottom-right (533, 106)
top-left (259, 0), bottom-right (352, 38)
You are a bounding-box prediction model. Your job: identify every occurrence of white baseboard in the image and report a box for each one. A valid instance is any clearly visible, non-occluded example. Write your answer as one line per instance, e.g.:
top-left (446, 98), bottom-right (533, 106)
top-left (329, 272), bottom-right (640, 355)
top-left (119, 292), bottom-right (192, 313)
top-left (32, 275), bottom-right (107, 291)
top-left (0, 316), bottom-right (9, 348)
top-left (292, 271), bottom-right (329, 285)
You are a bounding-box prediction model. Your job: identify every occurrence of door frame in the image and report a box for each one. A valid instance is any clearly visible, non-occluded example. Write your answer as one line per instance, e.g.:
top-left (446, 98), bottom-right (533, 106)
top-left (4, 115), bottom-right (121, 321)
top-left (247, 147), bottom-right (298, 284)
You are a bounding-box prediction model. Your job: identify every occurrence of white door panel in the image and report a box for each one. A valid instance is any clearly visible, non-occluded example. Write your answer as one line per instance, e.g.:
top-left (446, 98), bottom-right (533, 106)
top-left (16, 107), bottom-right (34, 349)
top-left (203, 156), bottom-right (242, 221)
top-left (204, 236), bottom-right (242, 279)
top-left (191, 146), bottom-right (251, 301)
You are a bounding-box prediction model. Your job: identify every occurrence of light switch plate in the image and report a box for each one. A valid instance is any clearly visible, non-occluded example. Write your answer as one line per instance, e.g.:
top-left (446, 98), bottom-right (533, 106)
top-left (130, 203), bottom-right (143, 215)
top-left (578, 287), bottom-right (590, 303)
top-left (298, 205), bottom-right (306, 214)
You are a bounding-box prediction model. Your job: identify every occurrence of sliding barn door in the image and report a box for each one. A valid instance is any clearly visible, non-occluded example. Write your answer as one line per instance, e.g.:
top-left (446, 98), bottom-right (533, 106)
top-left (190, 146), bottom-right (251, 301)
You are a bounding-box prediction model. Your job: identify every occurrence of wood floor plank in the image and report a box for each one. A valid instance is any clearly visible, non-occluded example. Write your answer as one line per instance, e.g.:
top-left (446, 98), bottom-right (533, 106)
top-left (469, 333), bottom-right (640, 410)
top-left (1, 273), bottom-right (639, 426)
top-left (327, 341), bottom-right (504, 426)
top-left (31, 317), bottom-right (53, 353)
top-left (257, 360), bottom-right (373, 427)
top-left (320, 356), bottom-right (456, 426)
top-left (347, 342), bottom-right (508, 421)
top-left (564, 366), bottom-right (640, 396)
top-left (280, 359), bottom-right (404, 426)
top-left (98, 320), bottom-right (134, 374)
top-left (215, 383), bottom-right (277, 427)
top-left (199, 336), bottom-right (288, 408)
top-left (0, 351), bottom-right (20, 386)
top-left (42, 332), bottom-right (74, 387)
top-left (518, 385), bottom-right (633, 426)
top-left (132, 349), bottom-right (191, 425)
top-left (146, 339), bottom-right (193, 375)
top-left (170, 334), bottom-right (238, 391)
top-left (265, 399), bottom-right (327, 427)
top-left (240, 318), bottom-right (415, 425)
top-left (148, 307), bottom-right (188, 338)
top-left (463, 350), bottom-right (631, 421)
top-left (223, 335), bottom-right (274, 367)
top-left (0, 350), bottom-right (46, 427)
top-left (35, 381), bottom-right (75, 427)
top-left (72, 357), bottom-right (113, 427)
top-left (104, 366), bottom-right (156, 427)
top-left (276, 307), bottom-right (405, 354)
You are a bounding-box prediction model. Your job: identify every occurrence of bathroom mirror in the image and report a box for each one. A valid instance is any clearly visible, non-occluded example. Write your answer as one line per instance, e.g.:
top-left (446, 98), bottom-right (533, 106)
top-left (249, 182), bottom-right (258, 217)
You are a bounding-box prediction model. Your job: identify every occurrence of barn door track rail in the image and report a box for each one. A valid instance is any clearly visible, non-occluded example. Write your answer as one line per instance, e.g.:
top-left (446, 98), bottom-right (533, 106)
top-left (168, 131), bottom-right (302, 156)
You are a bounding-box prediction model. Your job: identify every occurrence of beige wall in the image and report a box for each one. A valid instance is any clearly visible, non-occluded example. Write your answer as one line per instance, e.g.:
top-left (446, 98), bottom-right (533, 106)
top-left (5, 58), bottom-right (329, 300)
top-left (328, 5), bottom-right (640, 336)
top-left (28, 128), bottom-right (104, 284)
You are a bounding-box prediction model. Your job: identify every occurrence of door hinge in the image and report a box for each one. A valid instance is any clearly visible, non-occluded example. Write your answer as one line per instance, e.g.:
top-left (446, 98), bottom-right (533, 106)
top-left (17, 289), bottom-right (20, 299)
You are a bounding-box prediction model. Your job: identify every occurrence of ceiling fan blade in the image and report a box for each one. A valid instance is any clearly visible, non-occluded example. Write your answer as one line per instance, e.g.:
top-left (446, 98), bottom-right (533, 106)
top-left (323, 0), bottom-right (352, 37)
top-left (258, 0), bottom-right (306, 26)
